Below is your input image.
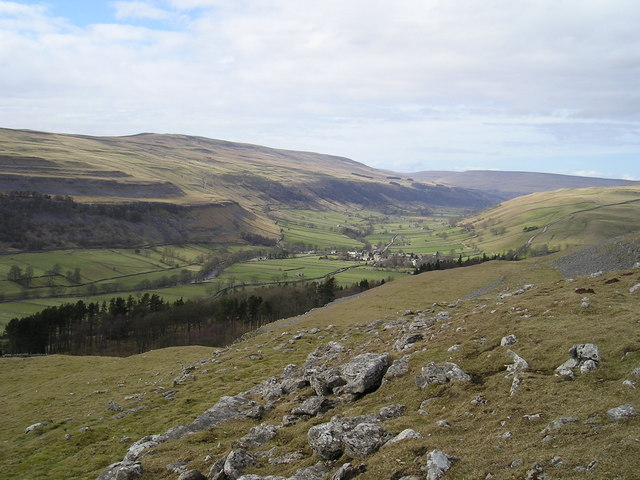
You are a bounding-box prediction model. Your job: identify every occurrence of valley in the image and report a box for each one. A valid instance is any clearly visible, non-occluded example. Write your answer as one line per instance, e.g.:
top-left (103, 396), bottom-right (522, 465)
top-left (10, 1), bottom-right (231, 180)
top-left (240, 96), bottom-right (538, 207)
top-left (0, 128), bottom-right (639, 480)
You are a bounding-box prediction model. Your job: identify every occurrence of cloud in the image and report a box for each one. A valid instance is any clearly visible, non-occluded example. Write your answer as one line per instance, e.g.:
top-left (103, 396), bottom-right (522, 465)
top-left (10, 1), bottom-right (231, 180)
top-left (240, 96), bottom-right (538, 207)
top-left (111, 1), bottom-right (172, 21)
top-left (0, 0), bottom-right (638, 178)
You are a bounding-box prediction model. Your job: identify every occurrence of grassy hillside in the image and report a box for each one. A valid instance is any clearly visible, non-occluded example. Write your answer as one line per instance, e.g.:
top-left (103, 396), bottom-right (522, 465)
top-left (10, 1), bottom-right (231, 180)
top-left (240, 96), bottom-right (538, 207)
top-left (412, 170), bottom-right (636, 199)
top-left (462, 185), bottom-right (640, 256)
top-left (0, 128), bottom-right (498, 211)
top-left (2, 256), bottom-right (639, 479)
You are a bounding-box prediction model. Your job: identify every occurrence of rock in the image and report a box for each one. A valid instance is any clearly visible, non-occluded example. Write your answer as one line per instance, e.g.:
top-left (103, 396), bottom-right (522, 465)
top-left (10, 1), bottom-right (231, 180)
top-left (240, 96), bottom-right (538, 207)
top-left (606, 404), bottom-right (637, 421)
top-left (500, 334), bottom-right (517, 347)
top-left (505, 350), bottom-right (529, 375)
top-left (330, 462), bottom-right (366, 480)
top-left (178, 470), bottom-right (207, 480)
top-left (629, 283), bottom-right (640, 293)
top-left (335, 353), bottom-right (391, 395)
top-left (437, 420), bottom-right (451, 428)
top-left (556, 343), bottom-right (601, 376)
top-left (394, 333), bottom-right (424, 351)
top-left (471, 395), bottom-right (487, 405)
top-left (524, 463), bottom-right (547, 480)
top-left (96, 462), bottom-right (143, 480)
top-left (435, 311), bottom-right (451, 321)
top-left (268, 451), bottom-right (305, 465)
top-left (291, 396), bottom-right (333, 417)
top-left (631, 367), bottom-right (640, 377)
top-left (541, 417), bottom-right (578, 434)
top-left (25, 421), bottom-right (50, 434)
top-left (234, 424), bottom-right (279, 449)
top-left (224, 450), bottom-right (259, 480)
top-left (623, 379), bottom-right (637, 388)
top-left (289, 463), bottom-right (332, 480)
top-left (172, 368), bottom-right (196, 386)
top-left (383, 354), bottom-right (411, 381)
top-left (447, 344), bottom-right (460, 352)
top-left (309, 367), bottom-right (346, 396)
top-left (307, 422), bottom-right (344, 460)
top-left (167, 461), bottom-right (189, 474)
top-left (415, 362), bottom-right (471, 389)
top-left (510, 375), bottom-right (521, 396)
top-left (385, 428), bottom-right (423, 446)
top-left (422, 450), bottom-right (455, 480)
top-left (379, 404), bottom-right (406, 420)
top-left (108, 400), bottom-right (124, 412)
top-left (342, 423), bottom-right (393, 458)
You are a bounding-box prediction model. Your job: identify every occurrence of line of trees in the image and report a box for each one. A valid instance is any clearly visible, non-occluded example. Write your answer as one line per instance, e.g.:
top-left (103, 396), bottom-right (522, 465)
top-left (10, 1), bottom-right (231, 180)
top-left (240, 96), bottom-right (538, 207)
top-left (2, 277), bottom-right (383, 356)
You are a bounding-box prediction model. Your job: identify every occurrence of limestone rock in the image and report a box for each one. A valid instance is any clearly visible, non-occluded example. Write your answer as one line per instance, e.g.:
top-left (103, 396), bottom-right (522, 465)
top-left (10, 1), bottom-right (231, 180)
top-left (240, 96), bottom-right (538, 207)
top-left (505, 350), bottom-right (529, 375)
top-left (421, 450), bottom-right (455, 480)
top-left (25, 421), bottom-right (50, 434)
top-left (307, 422), bottom-right (344, 460)
top-left (500, 334), bottom-right (517, 347)
top-left (555, 343), bottom-right (601, 376)
top-left (96, 462), bottom-right (143, 480)
top-left (379, 404), bottom-right (406, 420)
top-left (342, 422), bottom-right (393, 458)
top-left (224, 450), bottom-right (259, 480)
top-left (606, 404), bottom-right (637, 421)
top-left (385, 428), bottom-right (423, 446)
top-left (415, 362), bottom-right (471, 389)
top-left (335, 353), bottom-right (391, 395)
top-left (394, 333), bottom-right (424, 351)
top-left (330, 462), bottom-right (366, 480)
top-left (234, 424), bottom-right (279, 450)
top-left (291, 396), bottom-right (333, 417)
top-left (541, 417), bottom-right (578, 434)
top-left (178, 470), bottom-right (207, 480)
top-left (384, 354), bottom-right (411, 381)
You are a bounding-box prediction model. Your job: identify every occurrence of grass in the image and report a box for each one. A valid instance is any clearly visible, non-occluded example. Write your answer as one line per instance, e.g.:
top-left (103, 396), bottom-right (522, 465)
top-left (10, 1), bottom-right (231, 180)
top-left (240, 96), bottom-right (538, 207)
top-left (466, 186), bottom-right (640, 254)
top-left (3, 258), bottom-right (640, 479)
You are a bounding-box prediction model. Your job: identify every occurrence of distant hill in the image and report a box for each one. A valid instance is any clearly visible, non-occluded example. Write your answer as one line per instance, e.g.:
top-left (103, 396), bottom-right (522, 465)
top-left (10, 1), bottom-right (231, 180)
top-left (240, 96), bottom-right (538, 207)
top-left (0, 128), bottom-right (500, 211)
top-left (461, 185), bottom-right (640, 256)
top-left (411, 170), bottom-right (636, 199)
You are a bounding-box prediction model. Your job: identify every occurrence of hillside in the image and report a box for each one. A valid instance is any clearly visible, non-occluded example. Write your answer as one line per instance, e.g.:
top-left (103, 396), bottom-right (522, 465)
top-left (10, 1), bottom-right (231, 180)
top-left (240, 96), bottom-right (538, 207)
top-left (411, 170), bottom-right (636, 199)
top-left (0, 128), bottom-right (499, 211)
top-left (2, 255), bottom-right (639, 480)
top-left (461, 185), bottom-right (640, 256)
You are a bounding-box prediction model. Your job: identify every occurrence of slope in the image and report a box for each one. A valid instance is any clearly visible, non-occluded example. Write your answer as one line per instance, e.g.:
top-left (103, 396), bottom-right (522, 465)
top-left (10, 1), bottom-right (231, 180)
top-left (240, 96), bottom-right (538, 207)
top-left (2, 256), bottom-right (639, 480)
top-left (411, 170), bottom-right (636, 199)
top-left (461, 185), bottom-right (640, 256)
top-left (0, 128), bottom-right (499, 211)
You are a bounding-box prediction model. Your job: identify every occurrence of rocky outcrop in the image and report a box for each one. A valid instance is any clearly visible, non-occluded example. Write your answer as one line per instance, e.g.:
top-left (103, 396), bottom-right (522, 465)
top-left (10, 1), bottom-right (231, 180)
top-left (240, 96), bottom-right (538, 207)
top-left (307, 414), bottom-right (389, 460)
top-left (606, 404), bottom-right (637, 421)
top-left (556, 344), bottom-right (601, 377)
top-left (421, 450), bottom-right (456, 480)
top-left (415, 362), bottom-right (471, 389)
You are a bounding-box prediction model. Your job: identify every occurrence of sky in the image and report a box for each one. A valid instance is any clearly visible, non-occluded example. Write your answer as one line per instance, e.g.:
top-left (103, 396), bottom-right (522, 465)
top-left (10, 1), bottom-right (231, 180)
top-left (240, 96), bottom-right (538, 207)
top-left (1, 1), bottom-right (639, 179)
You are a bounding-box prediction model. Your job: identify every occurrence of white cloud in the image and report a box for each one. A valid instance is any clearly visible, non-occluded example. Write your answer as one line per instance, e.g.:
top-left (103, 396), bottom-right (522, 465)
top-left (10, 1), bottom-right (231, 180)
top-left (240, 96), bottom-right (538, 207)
top-left (0, 0), bottom-right (638, 178)
top-left (111, 1), bottom-right (172, 21)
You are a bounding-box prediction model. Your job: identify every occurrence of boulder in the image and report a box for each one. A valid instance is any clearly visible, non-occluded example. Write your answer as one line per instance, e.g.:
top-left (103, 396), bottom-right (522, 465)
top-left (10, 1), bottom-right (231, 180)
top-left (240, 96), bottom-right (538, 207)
top-left (541, 417), bottom-right (578, 434)
top-left (606, 404), bottom-right (637, 421)
top-left (224, 450), bottom-right (259, 480)
top-left (335, 353), bottom-right (391, 395)
top-left (291, 396), bottom-right (333, 417)
top-left (330, 462), bottom-right (366, 480)
top-left (177, 470), bottom-right (207, 480)
top-left (505, 350), bottom-right (529, 375)
top-left (394, 333), bottom-right (424, 351)
top-left (96, 462), bottom-right (143, 480)
top-left (384, 428), bottom-right (423, 446)
top-left (25, 421), bottom-right (50, 434)
top-left (234, 424), bottom-right (279, 450)
top-left (421, 450), bottom-right (455, 480)
top-left (383, 354), bottom-right (411, 381)
top-left (342, 423), bottom-right (393, 458)
top-left (415, 362), bottom-right (471, 389)
top-left (500, 334), bottom-right (517, 347)
top-left (307, 422), bottom-right (344, 460)
top-left (379, 404), bottom-right (406, 420)
top-left (555, 343), bottom-right (601, 376)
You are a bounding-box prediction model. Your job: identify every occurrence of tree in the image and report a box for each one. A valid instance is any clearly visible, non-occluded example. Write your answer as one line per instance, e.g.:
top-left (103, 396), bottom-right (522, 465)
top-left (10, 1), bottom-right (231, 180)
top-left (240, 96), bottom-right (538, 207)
top-left (7, 265), bottom-right (22, 282)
